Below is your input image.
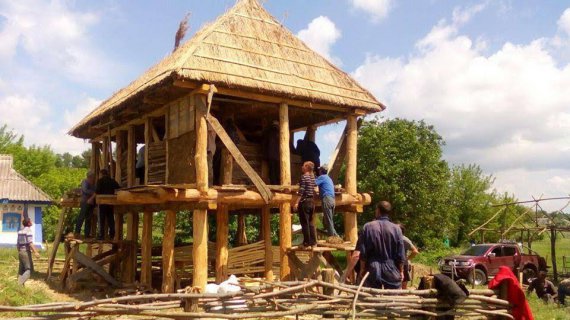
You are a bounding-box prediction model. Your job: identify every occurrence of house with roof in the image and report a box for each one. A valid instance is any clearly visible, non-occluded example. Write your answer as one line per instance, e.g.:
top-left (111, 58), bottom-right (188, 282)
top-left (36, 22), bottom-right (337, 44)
top-left (0, 155), bottom-right (51, 248)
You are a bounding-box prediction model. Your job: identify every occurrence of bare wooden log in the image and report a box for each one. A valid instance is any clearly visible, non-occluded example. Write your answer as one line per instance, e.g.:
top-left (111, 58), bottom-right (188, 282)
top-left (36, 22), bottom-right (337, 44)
top-left (162, 210), bottom-right (176, 293)
top-left (140, 210), bottom-right (153, 288)
top-left (216, 204), bottom-right (229, 283)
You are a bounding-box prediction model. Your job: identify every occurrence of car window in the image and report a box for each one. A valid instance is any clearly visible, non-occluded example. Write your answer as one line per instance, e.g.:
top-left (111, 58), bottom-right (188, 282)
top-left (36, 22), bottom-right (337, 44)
top-left (491, 247), bottom-right (502, 257)
top-left (462, 245), bottom-right (492, 256)
top-left (503, 246), bottom-right (516, 256)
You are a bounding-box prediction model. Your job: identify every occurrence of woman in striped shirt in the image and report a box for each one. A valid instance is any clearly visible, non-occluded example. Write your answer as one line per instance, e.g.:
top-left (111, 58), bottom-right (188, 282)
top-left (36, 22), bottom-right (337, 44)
top-left (295, 161), bottom-right (317, 249)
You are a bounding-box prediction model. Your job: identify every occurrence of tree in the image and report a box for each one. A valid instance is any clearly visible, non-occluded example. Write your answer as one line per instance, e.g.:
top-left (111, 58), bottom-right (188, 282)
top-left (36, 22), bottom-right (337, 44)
top-left (357, 118), bottom-right (451, 248)
top-left (447, 164), bottom-right (496, 245)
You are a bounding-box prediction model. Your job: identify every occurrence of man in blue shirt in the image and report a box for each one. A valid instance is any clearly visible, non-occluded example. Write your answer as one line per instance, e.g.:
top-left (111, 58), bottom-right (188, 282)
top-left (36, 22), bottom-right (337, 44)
top-left (357, 201), bottom-right (405, 289)
top-left (315, 166), bottom-right (339, 239)
top-left (75, 171), bottom-right (96, 238)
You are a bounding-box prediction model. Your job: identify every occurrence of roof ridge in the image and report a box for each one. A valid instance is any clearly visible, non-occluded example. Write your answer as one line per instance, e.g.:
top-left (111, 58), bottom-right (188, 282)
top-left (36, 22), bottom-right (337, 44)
top-left (9, 169), bottom-right (53, 202)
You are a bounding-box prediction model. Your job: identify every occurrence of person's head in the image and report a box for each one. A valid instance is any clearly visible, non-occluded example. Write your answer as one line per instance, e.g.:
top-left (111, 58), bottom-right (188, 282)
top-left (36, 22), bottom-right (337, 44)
top-left (302, 161), bottom-right (314, 175)
top-left (297, 139), bottom-right (304, 148)
top-left (100, 169), bottom-right (109, 177)
top-left (375, 201), bottom-right (392, 218)
top-left (538, 271), bottom-right (547, 280)
top-left (318, 166), bottom-right (328, 176)
top-left (86, 171), bottom-right (95, 182)
top-left (22, 217), bottom-right (32, 227)
top-left (399, 224), bottom-right (406, 235)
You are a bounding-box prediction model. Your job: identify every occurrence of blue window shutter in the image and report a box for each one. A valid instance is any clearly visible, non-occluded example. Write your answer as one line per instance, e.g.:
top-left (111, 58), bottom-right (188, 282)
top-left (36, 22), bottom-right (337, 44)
top-left (34, 207), bottom-right (43, 244)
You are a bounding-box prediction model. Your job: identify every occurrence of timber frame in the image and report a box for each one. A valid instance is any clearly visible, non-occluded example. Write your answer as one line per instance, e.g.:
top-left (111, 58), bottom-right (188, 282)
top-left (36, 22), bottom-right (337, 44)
top-left (63, 0), bottom-right (382, 293)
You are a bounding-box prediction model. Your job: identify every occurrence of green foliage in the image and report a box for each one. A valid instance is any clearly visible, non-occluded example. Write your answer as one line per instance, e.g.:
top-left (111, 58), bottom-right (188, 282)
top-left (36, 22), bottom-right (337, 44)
top-left (357, 118), bottom-right (451, 248)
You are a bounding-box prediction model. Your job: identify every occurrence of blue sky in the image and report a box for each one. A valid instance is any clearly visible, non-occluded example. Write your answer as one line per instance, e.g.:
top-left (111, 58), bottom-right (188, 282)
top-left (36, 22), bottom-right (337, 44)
top-left (1, 0), bottom-right (570, 210)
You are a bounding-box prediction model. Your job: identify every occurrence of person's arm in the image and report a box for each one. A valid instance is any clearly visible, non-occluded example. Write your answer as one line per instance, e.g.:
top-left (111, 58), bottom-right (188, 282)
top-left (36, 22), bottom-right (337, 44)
top-left (527, 281), bottom-right (535, 295)
top-left (408, 243), bottom-right (419, 261)
top-left (27, 233), bottom-right (40, 258)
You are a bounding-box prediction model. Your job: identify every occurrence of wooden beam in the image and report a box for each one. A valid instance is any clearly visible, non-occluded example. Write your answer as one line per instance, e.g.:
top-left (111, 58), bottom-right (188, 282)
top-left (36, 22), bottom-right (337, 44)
top-left (279, 103), bottom-right (292, 280)
top-left (215, 204), bottom-right (229, 283)
top-left (207, 114), bottom-right (272, 203)
top-left (115, 131), bottom-right (124, 185)
top-left (47, 208), bottom-right (68, 279)
top-left (91, 142), bottom-right (101, 179)
top-left (193, 92), bottom-right (209, 291)
top-left (344, 114), bottom-right (358, 244)
top-left (127, 125), bottom-right (136, 187)
top-left (92, 106), bottom-right (167, 142)
top-left (262, 205), bottom-right (274, 281)
top-left (328, 124), bottom-right (347, 182)
top-left (162, 210), bottom-right (176, 293)
top-left (73, 250), bottom-right (121, 287)
top-left (140, 210), bottom-right (153, 288)
top-left (102, 136), bottom-right (110, 171)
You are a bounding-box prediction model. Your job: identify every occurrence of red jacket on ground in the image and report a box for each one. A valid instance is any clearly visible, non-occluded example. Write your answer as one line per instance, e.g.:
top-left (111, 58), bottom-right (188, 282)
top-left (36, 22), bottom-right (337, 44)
top-left (488, 266), bottom-right (533, 320)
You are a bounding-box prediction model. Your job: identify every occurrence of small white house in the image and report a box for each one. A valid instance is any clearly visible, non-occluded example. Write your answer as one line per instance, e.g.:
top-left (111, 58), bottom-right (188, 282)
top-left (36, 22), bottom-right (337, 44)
top-left (0, 155), bottom-right (51, 248)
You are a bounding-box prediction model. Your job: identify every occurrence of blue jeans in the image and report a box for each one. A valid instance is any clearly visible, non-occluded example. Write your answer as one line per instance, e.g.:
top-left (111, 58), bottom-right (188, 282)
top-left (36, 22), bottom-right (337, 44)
top-left (75, 202), bottom-right (94, 237)
top-left (322, 196), bottom-right (338, 237)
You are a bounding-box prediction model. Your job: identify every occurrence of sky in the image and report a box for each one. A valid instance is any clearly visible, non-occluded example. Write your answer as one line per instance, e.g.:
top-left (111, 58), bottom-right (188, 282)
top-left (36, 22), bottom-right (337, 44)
top-left (0, 0), bottom-right (569, 211)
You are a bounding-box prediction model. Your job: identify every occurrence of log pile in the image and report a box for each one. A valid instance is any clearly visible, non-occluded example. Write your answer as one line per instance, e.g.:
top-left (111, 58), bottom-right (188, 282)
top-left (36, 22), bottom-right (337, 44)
top-left (0, 279), bottom-right (512, 319)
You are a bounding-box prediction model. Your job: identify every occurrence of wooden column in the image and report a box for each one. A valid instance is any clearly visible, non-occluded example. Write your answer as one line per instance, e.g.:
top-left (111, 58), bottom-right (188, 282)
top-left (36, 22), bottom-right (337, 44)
top-left (279, 103), bottom-right (292, 280)
top-left (127, 125), bottom-right (136, 187)
top-left (102, 136), bottom-right (110, 170)
top-left (140, 210), bottom-right (153, 288)
top-left (221, 148), bottom-right (233, 185)
top-left (162, 210), bottom-right (176, 293)
top-left (262, 205), bottom-right (274, 281)
top-left (306, 126), bottom-right (316, 142)
top-left (237, 214), bottom-right (248, 246)
top-left (115, 132), bottom-right (123, 184)
top-left (123, 212), bottom-right (139, 283)
top-left (144, 117), bottom-right (152, 185)
top-left (551, 227), bottom-right (558, 282)
top-left (193, 93), bottom-right (209, 291)
top-left (215, 204), bottom-right (229, 283)
top-left (90, 142), bottom-right (101, 178)
top-left (344, 114), bottom-right (358, 244)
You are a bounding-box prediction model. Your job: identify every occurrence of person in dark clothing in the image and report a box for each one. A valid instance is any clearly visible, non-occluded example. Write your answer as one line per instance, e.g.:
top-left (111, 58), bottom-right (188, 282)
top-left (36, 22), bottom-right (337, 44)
top-left (527, 271), bottom-right (557, 303)
top-left (75, 171), bottom-right (96, 238)
top-left (357, 201), bottom-right (405, 289)
top-left (262, 121), bottom-right (280, 185)
top-left (95, 169), bottom-right (121, 240)
top-left (294, 161), bottom-right (317, 248)
top-left (296, 139), bottom-right (320, 170)
top-left (558, 278), bottom-right (570, 305)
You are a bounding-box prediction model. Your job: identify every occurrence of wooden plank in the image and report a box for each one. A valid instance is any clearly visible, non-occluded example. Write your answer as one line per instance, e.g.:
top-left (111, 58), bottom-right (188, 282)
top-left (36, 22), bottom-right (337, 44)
top-left (344, 115), bottom-right (358, 244)
top-left (73, 250), bottom-right (121, 287)
top-left (59, 244), bottom-right (77, 284)
top-left (141, 210), bottom-right (153, 288)
top-left (206, 114), bottom-right (272, 203)
top-left (162, 210), bottom-right (176, 293)
top-left (47, 207), bottom-right (67, 279)
top-left (262, 206), bottom-right (273, 281)
top-left (215, 204), bottom-right (229, 283)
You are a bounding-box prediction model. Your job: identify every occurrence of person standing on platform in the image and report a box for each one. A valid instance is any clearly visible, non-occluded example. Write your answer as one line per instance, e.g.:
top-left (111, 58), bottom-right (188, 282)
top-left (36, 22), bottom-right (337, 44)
top-left (296, 138), bottom-right (320, 172)
top-left (294, 161), bottom-right (317, 249)
top-left (75, 171), bottom-right (96, 239)
top-left (315, 166), bottom-right (341, 242)
top-left (17, 217), bottom-right (40, 286)
top-left (96, 169), bottom-right (121, 240)
top-left (399, 224), bottom-right (419, 289)
top-left (357, 201), bottom-right (405, 289)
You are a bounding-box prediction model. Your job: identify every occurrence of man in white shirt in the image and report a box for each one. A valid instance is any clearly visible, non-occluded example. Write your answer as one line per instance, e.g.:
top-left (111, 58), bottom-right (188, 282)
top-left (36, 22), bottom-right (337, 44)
top-left (17, 217), bottom-right (40, 286)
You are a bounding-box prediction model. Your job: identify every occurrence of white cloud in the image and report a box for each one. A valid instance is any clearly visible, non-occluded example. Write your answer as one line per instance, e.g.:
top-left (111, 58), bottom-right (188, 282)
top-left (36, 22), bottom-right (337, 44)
top-left (349, 0), bottom-right (392, 22)
top-left (558, 8), bottom-right (570, 36)
top-left (297, 16), bottom-right (342, 64)
top-left (353, 4), bottom-right (570, 207)
top-left (64, 97), bottom-right (101, 129)
top-left (0, 0), bottom-right (114, 86)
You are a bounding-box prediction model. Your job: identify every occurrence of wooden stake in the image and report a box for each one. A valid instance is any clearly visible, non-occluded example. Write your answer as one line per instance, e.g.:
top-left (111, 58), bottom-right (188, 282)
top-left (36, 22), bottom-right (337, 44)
top-left (344, 115), bottom-right (358, 244)
top-left (215, 205), bottom-right (229, 283)
top-left (115, 132), bottom-right (123, 185)
top-left (141, 210), bottom-right (153, 288)
top-left (279, 103), bottom-right (292, 280)
top-left (262, 205), bottom-right (274, 281)
top-left (127, 125), bottom-right (136, 187)
top-left (162, 210), bottom-right (176, 293)
top-left (123, 212), bottom-right (139, 284)
top-left (551, 227), bottom-right (558, 282)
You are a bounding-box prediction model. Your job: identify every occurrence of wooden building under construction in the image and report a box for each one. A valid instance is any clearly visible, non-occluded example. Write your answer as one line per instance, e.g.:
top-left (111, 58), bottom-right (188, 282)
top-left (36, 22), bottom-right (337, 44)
top-left (64, 0), bottom-right (384, 293)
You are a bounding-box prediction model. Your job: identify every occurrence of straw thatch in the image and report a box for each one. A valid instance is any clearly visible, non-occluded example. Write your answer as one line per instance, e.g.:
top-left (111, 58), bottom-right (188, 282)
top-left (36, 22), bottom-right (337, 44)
top-left (70, 0), bottom-right (384, 138)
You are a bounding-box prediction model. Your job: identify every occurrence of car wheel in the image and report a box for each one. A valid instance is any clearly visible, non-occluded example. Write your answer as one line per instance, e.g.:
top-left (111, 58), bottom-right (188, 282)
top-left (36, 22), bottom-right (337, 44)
top-left (469, 269), bottom-right (487, 286)
top-left (522, 267), bottom-right (536, 284)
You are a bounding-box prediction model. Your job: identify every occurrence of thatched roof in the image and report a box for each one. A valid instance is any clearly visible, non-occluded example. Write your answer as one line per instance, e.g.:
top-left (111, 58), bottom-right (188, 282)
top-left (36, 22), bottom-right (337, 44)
top-left (0, 155), bottom-right (52, 203)
top-left (70, 0), bottom-right (384, 138)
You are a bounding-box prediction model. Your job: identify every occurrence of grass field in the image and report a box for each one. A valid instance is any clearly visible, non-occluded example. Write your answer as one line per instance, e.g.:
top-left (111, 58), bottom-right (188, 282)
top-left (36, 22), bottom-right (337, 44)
top-left (529, 231), bottom-right (570, 275)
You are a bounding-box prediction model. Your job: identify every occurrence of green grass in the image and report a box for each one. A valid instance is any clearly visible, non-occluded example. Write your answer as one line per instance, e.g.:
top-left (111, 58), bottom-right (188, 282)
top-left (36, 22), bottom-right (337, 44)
top-left (528, 232), bottom-right (570, 274)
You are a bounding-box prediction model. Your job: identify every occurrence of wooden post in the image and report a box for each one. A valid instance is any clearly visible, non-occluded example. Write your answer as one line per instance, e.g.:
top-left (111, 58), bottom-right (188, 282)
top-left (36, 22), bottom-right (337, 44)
top-left (144, 117), bottom-right (152, 185)
top-left (127, 126), bottom-right (136, 187)
top-left (102, 136), bottom-right (110, 170)
top-left (237, 214), bottom-right (248, 246)
top-left (123, 212), bottom-right (139, 284)
top-left (90, 142), bottom-right (101, 177)
top-left (193, 93), bottom-right (209, 291)
top-left (141, 210), bottom-right (153, 288)
top-left (306, 126), bottom-right (316, 142)
top-left (279, 103), bottom-right (292, 280)
top-left (551, 227), bottom-right (558, 282)
top-left (221, 148), bottom-right (233, 185)
top-left (162, 210), bottom-right (176, 293)
top-left (344, 114), bottom-right (358, 244)
top-left (115, 132), bottom-right (123, 184)
top-left (262, 205), bottom-right (274, 281)
top-left (215, 204), bottom-right (229, 283)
